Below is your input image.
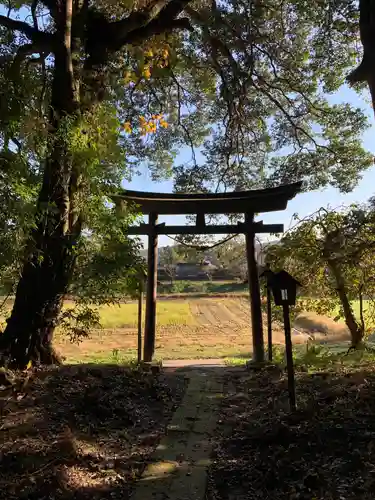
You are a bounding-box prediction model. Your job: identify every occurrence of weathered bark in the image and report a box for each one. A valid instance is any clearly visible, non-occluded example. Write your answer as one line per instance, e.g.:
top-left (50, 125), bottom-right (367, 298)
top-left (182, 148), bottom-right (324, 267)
top-left (327, 259), bottom-right (364, 347)
top-left (0, 2), bottom-right (80, 369)
top-left (0, 0), bottom-right (193, 369)
top-left (347, 0), bottom-right (375, 112)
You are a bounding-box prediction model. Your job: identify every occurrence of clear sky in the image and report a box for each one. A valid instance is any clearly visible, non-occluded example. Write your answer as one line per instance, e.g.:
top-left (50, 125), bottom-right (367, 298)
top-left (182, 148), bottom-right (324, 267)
top-left (124, 84), bottom-right (375, 248)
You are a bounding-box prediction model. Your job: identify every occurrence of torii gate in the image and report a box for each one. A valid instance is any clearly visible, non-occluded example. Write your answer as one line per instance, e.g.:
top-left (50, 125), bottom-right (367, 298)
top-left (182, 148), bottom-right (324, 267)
top-left (114, 181), bottom-right (302, 362)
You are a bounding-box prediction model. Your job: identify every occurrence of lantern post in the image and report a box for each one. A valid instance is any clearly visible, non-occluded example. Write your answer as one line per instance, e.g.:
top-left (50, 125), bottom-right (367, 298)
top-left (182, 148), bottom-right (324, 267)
top-left (269, 270), bottom-right (302, 412)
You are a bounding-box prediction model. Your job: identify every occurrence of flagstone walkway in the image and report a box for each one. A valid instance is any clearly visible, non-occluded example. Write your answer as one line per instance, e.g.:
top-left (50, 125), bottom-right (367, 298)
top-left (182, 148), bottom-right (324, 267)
top-left (131, 363), bottom-right (228, 500)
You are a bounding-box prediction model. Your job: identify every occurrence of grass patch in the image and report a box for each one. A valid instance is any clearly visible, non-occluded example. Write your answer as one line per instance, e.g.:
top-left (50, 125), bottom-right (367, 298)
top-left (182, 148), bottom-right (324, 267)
top-left (95, 301), bottom-right (195, 329)
top-left (1, 300), bottom-right (195, 330)
top-left (225, 342), bottom-right (375, 370)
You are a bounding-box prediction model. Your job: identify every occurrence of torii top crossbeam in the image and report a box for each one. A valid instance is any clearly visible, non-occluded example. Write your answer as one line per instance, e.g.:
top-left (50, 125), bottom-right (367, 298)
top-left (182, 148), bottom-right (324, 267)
top-left (116, 181), bottom-right (303, 365)
top-left (114, 181), bottom-right (303, 215)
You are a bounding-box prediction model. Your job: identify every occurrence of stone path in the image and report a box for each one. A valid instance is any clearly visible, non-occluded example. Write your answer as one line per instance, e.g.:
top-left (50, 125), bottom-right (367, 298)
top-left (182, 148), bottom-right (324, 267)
top-left (162, 359), bottom-right (226, 368)
top-left (131, 365), bottom-right (225, 500)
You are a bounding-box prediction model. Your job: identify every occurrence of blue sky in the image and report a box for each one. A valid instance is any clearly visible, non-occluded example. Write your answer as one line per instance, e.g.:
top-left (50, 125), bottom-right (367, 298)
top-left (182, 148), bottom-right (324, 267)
top-left (124, 85), bottom-right (375, 247)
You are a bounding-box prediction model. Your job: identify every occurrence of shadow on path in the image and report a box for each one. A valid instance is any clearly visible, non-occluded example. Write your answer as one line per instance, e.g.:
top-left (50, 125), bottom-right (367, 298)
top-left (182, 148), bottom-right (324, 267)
top-left (0, 363), bottom-right (186, 500)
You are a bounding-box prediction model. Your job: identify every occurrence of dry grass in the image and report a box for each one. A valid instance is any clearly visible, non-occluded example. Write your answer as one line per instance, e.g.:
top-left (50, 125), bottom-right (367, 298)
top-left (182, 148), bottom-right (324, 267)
top-left (1, 296), bottom-right (356, 364)
top-left (294, 311), bottom-right (351, 342)
top-left (55, 297), bottom-right (340, 364)
top-left (54, 297), bottom-right (290, 363)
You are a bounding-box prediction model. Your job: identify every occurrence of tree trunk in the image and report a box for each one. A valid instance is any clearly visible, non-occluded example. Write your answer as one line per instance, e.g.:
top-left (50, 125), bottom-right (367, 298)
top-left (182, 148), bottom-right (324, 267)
top-left (0, 11), bottom-right (82, 369)
top-left (347, 0), bottom-right (375, 113)
top-left (327, 260), bottom-right (364, 347)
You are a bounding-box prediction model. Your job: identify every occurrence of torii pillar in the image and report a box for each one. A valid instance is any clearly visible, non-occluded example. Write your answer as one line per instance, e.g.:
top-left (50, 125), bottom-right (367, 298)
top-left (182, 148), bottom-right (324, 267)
top-left (116, 181), bottom-right (302, 363)
top-left (144, 212), bottom-right (158, 362)
top-left (245, 212), bottom-right (264, 362)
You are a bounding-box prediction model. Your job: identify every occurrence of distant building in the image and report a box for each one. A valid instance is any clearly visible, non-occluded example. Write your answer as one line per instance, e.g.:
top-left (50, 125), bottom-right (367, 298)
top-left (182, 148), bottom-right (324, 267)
top-left (175, 262), bottom-right (211, 280)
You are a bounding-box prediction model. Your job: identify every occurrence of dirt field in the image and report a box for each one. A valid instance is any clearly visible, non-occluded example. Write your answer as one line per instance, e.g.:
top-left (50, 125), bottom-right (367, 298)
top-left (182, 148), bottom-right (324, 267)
top-left (208, 364), bottom-right (375, 500)
top-left (54, 298), bottom-right (270, 363)
top-left (53, 297), bottom-right (352, 363)
top-left (0, 365), bottom-right (186, 500)
top-left (0, 295), bottom-right (353, 362)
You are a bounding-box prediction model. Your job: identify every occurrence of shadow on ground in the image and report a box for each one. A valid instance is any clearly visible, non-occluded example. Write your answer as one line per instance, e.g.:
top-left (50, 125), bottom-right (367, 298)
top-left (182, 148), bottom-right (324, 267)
top-left (4, 360), bottom-right (375, 500)
top-left (207, 363), bottom-right (375, 500)
top-left (0, 363), bottom-right (187, 500)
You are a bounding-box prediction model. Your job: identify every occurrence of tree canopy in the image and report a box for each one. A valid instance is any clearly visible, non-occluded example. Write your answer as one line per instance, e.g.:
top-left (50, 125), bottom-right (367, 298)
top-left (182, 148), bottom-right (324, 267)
top-left (0, 0), bottom-right (374, 366)
top-left (266, 203), bottom-right (375, 346)
top-left (0, 0), bottom-right (373, 194)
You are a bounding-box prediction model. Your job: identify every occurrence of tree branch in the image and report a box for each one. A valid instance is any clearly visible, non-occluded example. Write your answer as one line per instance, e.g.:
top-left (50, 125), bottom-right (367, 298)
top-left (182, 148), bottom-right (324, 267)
top-left (40, 0), bottom-right (59, 20)
top-left (170, 68), bottom-right (197, 168)
top-left (109, 0), bottom-right (193, 48)
top-left (31, 0), bottom-right (38, 30)
top-left (346, 0), bottom-right (375, 111)
top-left (0, 14), bottom-right (54, 47)
top-left (11, 43), bottom-right (39, 75)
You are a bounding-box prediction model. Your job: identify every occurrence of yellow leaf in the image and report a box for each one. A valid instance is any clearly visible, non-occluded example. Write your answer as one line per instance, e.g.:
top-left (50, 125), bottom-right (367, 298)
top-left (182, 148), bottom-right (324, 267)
top-left (122, 121), bottom-right (132, 133)
top-left (143, 68), bottom-right (151, 79)
top-left (26, 360), bottom-right (32, 370)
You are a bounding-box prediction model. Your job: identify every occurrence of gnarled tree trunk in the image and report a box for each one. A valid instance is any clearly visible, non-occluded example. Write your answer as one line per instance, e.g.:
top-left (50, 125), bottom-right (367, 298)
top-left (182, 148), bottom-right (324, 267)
top-left (0, 0), bottom-right (193, 369)
top-left (0, 4), bottom-right (81, 369)
top-left (347, 0), bottom-right (375, 113)
top-left (327, 259), bottom-right (364, 347)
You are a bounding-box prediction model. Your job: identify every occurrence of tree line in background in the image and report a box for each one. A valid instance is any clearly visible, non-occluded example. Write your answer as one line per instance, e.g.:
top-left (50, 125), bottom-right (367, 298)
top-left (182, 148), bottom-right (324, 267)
top-left (157, 237), bottom-right (248, 282)
top-left (1, 0), bottom-right (375, 367)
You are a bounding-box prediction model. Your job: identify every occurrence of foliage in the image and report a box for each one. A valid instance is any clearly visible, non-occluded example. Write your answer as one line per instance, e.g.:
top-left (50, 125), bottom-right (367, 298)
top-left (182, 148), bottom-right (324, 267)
top-left (157, 237), bottom-right (249, 279)
top-left (158, 279), bottom-right (248, 294)
top-left (214, 236), bottom-right (247, 280)
top-left (0, 0), bottom-right (372, 205)
top-left (0, 0), bottom-right (374, 364)
top-left (59, 305), bottom-right (101, 344)
top-left (0, 151), bottom-right (40, 295)
top-left (71, 208), bottom-right (145, 303)
top-left (158, 245), bottom-right (179, 283)
top-left (270, 343), bottom-right (375, 373)
top-left (171, 0), bottom-right (373, 193)
top-left (266, 204), bottom-right (375, 344)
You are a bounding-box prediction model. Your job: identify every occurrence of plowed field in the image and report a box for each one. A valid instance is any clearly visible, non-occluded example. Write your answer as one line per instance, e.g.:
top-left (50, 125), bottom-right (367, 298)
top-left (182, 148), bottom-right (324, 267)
top-left (54, 297), bottom-right (295, 363)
